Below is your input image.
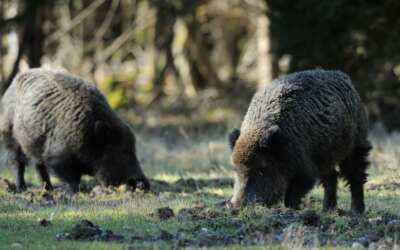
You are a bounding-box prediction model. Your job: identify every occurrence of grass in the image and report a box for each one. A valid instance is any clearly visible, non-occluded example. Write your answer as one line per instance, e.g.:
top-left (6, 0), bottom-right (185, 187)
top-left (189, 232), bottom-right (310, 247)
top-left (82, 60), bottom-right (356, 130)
top-left (0, 125), bottom-right (400, 249)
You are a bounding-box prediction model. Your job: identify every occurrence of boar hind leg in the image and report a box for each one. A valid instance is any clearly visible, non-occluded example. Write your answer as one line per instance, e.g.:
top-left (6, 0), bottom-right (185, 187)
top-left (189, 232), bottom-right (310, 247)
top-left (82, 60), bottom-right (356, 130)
top-left (3, 130), bottom-right (27, 192)
top-left (340, 142), bottom-right (371, 214)
top-left (52, 165), bottom-right (81, 193)
top-left (284, 173), bottom-right (315, 209)
top-left (321, 170), bottom-right (338, 211)
top-left (35, 162), bottom-right (53, 191)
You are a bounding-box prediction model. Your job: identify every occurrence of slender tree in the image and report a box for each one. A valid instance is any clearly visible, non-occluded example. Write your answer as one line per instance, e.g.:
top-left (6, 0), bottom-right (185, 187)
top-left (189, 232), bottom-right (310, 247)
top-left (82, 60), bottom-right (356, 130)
top-left (0, 0), bottom-right (4, 82)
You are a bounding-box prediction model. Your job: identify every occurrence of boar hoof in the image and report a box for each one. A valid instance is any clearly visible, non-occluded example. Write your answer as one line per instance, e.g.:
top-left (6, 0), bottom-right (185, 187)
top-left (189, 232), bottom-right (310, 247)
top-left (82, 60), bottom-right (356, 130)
top-left (128, 178), bottom-right (150, 192)
top-left (127, 179), bottom-right (137, 192)
top-left (137, 179), bottom-right (150, 192)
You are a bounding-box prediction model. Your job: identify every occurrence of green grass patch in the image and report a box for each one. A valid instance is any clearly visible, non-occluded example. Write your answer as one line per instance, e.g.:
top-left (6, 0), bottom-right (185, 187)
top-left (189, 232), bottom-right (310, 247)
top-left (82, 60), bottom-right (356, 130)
top-left (0, 129), bottom-right (399, 249)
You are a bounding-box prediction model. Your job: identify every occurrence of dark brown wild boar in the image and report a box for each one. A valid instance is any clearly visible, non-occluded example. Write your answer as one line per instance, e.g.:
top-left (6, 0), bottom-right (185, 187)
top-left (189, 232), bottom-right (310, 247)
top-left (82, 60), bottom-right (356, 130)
top-left (0, 68), bottom-right (150, 193)
top-left (228, 69), bottom-right (371, 214)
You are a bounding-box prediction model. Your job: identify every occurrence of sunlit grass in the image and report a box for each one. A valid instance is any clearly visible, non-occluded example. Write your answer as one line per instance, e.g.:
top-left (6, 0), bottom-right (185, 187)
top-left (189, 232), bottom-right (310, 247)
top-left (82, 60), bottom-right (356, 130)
top-left (0, 128), bottom-right (399, 249)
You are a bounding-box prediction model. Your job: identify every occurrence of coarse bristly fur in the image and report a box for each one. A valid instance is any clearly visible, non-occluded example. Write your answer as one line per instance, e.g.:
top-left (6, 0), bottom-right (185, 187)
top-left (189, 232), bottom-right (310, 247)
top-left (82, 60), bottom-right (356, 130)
top-left (228, 69), bottom-right (371, 214)
top-left (0, 68), bottom-right (150, 192)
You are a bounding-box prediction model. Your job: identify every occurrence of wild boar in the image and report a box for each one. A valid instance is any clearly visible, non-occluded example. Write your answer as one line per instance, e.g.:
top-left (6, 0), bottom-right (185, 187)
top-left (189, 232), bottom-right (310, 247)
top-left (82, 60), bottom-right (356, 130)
top-left (228, 69), bottom-right (371, 213)
top-left (0, 68), bottom-right (150, 192)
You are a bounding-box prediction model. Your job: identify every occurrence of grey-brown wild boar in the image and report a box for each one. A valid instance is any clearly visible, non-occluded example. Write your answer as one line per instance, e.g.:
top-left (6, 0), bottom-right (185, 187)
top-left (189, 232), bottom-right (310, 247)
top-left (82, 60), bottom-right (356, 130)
top-left (0, 68), bottom-right (150, 193)
top-left (228, 70), bottom-right (371, 213)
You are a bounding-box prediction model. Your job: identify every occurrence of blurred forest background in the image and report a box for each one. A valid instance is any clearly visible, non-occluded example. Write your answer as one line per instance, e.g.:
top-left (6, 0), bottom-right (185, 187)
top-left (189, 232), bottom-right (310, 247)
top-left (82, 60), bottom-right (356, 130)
top-left (0, 0), bottom-right (399, 130)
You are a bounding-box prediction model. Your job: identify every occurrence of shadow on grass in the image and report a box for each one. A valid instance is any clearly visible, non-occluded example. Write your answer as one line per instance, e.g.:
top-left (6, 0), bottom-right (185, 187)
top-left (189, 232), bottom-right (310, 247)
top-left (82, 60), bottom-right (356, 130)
top-left (78, 177), bottom-right (233, 194)
top-left (149, 177), bottom-right (233, 193)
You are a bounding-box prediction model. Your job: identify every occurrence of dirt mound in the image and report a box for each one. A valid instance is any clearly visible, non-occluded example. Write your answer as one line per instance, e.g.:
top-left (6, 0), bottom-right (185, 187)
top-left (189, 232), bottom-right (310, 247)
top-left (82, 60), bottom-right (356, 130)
top-left (155, 207), bottom-right (175, 220)
top-left (56, 220), bottom-right (124, 242)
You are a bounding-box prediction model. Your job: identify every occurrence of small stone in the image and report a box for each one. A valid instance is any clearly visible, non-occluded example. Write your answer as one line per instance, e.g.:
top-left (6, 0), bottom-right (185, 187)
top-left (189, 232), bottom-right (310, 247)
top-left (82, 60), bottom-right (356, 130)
top-left (67, 220), bottom-right (101, 240)
top-left (38, 218), bottom-right (51, 227)
top-left (355, 236), bottom-right (371, 248)
top-left (156, 207), bottom-right (174, 220)
top-left (11, 242), bottom-right (22, 248)
top-left (368, 242), bottom-right (377, 250)
top-left (55, 233), bottom-right (65, 240)
top-left (352, 242), bottom-right (366, 249)
top-left (57, 220), bottom-right (124, 242)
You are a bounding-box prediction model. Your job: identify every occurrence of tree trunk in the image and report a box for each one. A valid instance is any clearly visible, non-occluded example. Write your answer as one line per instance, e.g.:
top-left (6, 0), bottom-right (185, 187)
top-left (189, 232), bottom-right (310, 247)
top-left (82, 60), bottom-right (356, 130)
top-left (3, 0), bottom-right (51, 93)
top-left (257, 13), bottom-right (272, 88)
top-left (0, 0), bottom-right (4, 82)
top-left (185, 17), bottom-right (222, 91)
top-left (150, 8), bottom-right (175, 104)
top-left (26, 0), bottom-right (51, 68)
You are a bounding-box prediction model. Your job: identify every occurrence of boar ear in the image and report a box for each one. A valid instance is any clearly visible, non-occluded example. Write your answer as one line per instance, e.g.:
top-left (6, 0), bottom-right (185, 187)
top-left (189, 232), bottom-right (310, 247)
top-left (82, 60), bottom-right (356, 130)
top-left (259, 125), bottom-right (282, 149)
top-left (228, 128), bottom-right (240, 150)
top-left (94, 121), bottom-right (120, 145)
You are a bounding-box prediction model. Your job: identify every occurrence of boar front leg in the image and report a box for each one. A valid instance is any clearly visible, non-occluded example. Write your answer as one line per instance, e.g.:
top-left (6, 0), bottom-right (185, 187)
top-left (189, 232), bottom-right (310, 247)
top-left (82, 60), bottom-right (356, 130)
top-left (45, 154), bottom-right (82, 193)
top-left (284, 173), bottom-right (315, 209)
top-left (10, 147), bottom-right (27, 192)
top-left (321, 170), bottom-right (338, 211)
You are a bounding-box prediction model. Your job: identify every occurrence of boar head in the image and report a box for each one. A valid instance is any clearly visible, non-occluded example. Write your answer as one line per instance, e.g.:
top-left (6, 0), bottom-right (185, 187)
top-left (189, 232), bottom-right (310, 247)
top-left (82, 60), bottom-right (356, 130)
top-left (93, 120), bottom-right (150, 191)
top-left (228, 126), bottom-right (287, 207)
